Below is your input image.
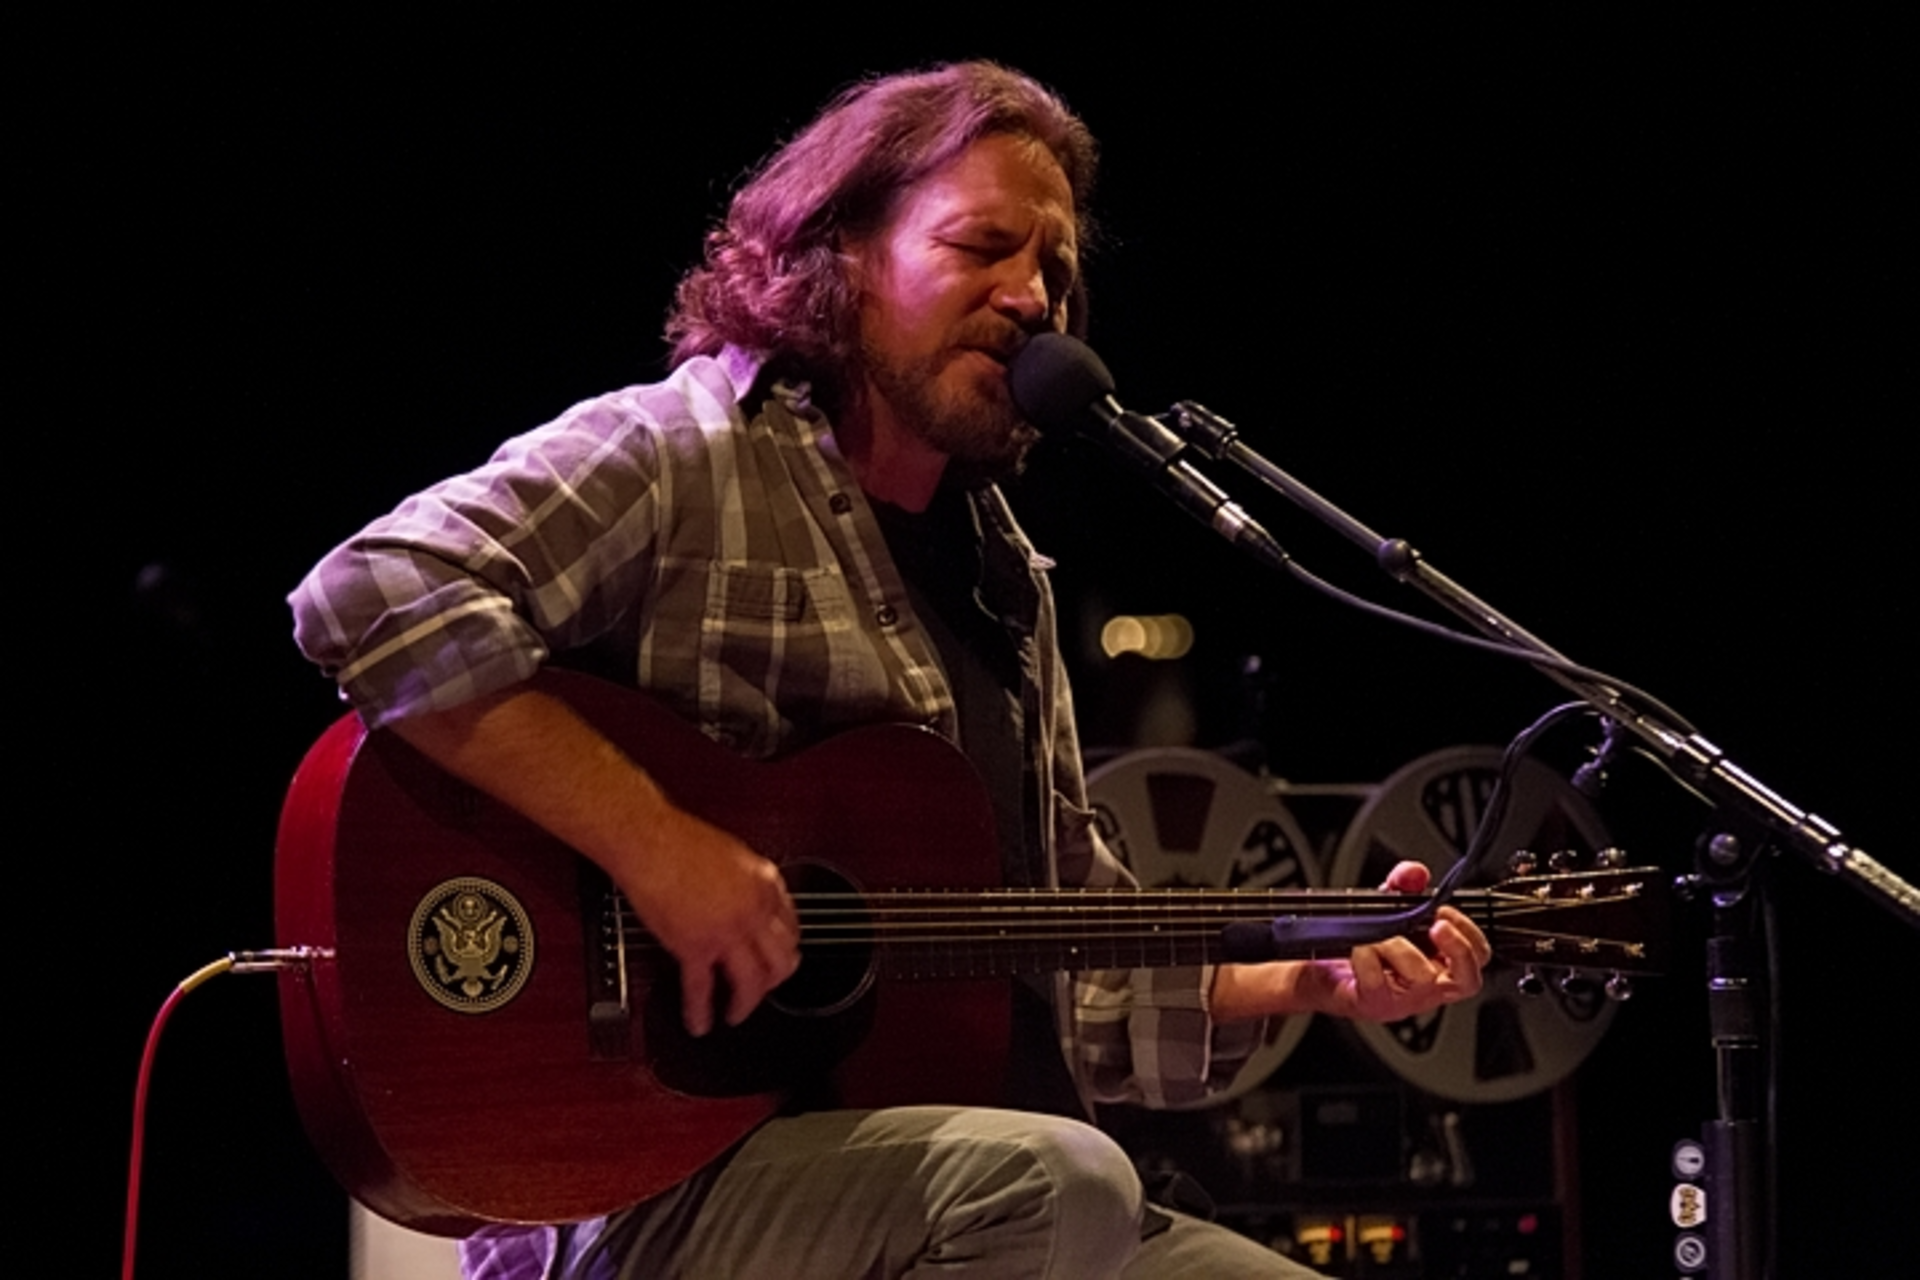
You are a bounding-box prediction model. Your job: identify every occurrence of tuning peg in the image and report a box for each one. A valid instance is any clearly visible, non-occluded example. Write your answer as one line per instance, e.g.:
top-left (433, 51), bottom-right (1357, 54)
top-left (1516, 967), bottom-right (1546, 997)
top-left (1548, 850), bottom-right (1578, 872)
top-left (1605, 973), bottom-right (1634, 1002)
top-left (1558, 971), bottom-right (1597, 998)
top-left (1594, 847), bottom-right (1627, 869)
top-left (1706, 832), bottom-right (1743, 867)
top-left (1509, 850), bottom-right (1539, 875)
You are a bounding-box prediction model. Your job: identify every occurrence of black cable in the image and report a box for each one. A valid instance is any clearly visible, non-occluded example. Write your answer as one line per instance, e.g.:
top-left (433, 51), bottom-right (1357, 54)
top-left (1432, 701), bottom-right (1601, 902)
top-left (1278, 556), bottom-right (1698, 735)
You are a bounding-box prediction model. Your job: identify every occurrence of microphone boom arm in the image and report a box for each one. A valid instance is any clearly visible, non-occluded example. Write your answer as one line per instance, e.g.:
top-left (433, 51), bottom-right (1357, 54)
top-left (1163, 401), bottom-right (1917, 927)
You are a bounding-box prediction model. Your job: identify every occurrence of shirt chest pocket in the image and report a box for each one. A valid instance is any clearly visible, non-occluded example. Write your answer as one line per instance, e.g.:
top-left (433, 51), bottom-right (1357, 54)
top-left (695, 562), bottom-right (901, 755)
top-left (711, 561), bottom-right (816, 626)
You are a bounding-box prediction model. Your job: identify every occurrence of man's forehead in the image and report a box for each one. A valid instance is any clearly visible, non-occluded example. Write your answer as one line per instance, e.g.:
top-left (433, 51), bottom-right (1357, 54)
top-left (909, 136), bottom-right (1078, 246)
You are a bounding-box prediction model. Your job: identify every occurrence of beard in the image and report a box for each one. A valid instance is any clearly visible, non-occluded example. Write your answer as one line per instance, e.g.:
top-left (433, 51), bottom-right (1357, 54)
top-left (859, 338), bottom-right (1041, 484)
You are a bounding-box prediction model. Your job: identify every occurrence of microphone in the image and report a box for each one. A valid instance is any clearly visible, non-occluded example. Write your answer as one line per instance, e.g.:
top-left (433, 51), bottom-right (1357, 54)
top-left (1009, 334), bottom-right (1287, 568)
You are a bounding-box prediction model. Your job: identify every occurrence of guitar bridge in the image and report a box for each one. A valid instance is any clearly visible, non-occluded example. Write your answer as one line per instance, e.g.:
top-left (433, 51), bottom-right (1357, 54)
top-left (581, 866), bottom-right (632, 1061)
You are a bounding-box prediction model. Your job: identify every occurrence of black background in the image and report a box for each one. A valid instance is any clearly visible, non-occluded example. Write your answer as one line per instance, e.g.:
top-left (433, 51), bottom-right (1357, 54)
top-left (43, 12), bottom-right (1910, 1278)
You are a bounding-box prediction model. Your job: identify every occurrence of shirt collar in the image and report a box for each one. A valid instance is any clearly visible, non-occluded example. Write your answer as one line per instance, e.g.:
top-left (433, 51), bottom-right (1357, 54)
top-left (716, 344), bottom-right (765, 401)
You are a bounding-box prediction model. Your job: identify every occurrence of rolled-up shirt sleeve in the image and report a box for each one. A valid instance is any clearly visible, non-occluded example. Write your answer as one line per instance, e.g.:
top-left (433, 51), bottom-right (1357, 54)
top-left (290, 385), bottom-right (691, 727)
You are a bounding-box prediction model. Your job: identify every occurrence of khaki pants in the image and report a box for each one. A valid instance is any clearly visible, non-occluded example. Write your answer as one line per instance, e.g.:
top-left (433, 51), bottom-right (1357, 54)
top-left (573, 1106), bottom-right (1321, 1279)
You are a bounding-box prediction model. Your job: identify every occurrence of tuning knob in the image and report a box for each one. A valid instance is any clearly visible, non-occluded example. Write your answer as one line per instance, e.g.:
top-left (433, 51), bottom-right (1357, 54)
top-left (1558, 971), bottom-right (1596, 998)
top-left (1509, 850), bottom-right (1539, 875)
top-left (1548, 849), bottom-right (1579, 872)
top-left (1594, 847), bottom-right (1627, 869)
top-left (1516, 967), bottom-right (1547, 997)
top-left (1605, 973), bottom-right (1634, 1002)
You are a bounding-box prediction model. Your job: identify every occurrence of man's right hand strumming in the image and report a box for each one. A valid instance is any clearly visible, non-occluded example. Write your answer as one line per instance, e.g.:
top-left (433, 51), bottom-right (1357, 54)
top-left (386, 681), bottom-right (801, 1037)
top-left (620, 803), bottom-right (801, 1036)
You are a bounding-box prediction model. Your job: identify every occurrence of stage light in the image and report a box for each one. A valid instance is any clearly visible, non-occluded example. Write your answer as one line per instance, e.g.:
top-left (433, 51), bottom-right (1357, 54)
top-left (1099, 613), bottom-right (1194, 660)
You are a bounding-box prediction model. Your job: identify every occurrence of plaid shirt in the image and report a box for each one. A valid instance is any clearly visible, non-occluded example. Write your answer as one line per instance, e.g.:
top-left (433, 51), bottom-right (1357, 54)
top-left (291, 345), bottom-right (1261, 1119)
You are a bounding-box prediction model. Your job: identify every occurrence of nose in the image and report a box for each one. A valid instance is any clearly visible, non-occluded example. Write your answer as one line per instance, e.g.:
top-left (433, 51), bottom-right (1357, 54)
top-left (992, 258), bottom-right (1052, 330)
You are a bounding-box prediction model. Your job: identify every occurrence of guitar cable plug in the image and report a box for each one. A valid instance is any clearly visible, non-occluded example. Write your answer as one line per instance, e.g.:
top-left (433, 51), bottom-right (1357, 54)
top-left (228, 945), bottom-right (330, 973)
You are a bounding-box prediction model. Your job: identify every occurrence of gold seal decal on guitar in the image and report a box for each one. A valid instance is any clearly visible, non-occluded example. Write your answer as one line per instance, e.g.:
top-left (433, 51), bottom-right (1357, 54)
top-left (407, 877), bottom-right (535, 1014)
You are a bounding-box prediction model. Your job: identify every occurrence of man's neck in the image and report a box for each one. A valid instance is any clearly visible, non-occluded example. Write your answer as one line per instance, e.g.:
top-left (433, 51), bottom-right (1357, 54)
top-left (837, 398), bottom-right (948, 513)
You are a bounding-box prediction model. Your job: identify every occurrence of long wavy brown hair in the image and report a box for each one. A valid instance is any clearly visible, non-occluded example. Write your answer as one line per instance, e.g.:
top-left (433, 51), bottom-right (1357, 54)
top-left (666, 62), bottom-right (1096, 408)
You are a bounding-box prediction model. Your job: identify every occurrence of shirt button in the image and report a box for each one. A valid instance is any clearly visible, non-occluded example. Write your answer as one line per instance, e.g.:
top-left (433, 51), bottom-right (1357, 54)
top-left (828, 493), bottom-right (853, 514)
top-left (875, 604), bottom-right (899, 627)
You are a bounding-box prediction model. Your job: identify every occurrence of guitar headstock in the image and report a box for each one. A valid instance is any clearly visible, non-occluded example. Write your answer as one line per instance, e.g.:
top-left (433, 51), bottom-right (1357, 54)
top-left (1479, 851), bottom-right (1671, 998)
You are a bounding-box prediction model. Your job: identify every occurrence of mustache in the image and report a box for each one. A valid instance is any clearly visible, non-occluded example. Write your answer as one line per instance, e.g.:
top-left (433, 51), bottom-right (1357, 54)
top-left (953, 323), bottom-right (1029, 362)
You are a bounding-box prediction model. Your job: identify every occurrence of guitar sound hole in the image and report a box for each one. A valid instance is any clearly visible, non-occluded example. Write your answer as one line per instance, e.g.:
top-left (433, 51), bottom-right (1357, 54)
top-left (771, 861), bottom-right (874, 1018)
top-left (647, 859), bottom-right (878, 1099)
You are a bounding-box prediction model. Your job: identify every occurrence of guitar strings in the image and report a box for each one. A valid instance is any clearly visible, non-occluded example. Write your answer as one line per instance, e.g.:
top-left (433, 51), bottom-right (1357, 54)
top-left (606, 887), bottom-right (1649, 959)
top-left (605, 889), bottom-right (1644, 927)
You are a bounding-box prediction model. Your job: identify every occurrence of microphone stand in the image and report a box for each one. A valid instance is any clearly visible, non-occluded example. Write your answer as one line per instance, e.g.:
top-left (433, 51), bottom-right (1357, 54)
top-left (1156, 400), bottom-right (1918, 1280)
top-left (1165, 401), bottom-right (1915, 929)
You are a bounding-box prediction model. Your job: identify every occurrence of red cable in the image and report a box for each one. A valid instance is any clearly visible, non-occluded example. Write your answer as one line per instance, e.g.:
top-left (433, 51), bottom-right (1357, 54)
top-left (124, 959), bottom-right (232, 1280)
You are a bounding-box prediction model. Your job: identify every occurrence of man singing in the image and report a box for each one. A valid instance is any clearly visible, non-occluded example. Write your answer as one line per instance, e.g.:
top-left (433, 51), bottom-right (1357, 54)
top-left (293, 61), bottom-right (1489, 1279)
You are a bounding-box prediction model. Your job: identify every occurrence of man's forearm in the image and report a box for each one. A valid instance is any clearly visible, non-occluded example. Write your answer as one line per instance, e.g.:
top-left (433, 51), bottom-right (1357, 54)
top-left (384, 680), bottom-right (801, 1034)
top-left (387, 682), bottom-right (677, 883)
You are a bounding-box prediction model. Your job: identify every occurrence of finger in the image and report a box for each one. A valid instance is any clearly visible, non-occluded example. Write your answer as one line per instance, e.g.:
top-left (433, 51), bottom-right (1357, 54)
top-left (769, 874), bottom-right (800, 934)
top-left (758, 915), bottom-right (803, 984)
top-left (1381, 861), bottom-right (1431, 894)
top-left (720, 946), bottom-right (773, 1028)
top-left (1436, 905), bottom-right (1493, 966)
top-left (1370, 934), bottom-right (1437, 982)
top-left (1429, 920), bottom-right (1485, 998)
top-left (724, 921), bottom-right (801, 1027)
top-left (1349, 941), bottom-right (1387, 1003)
top-left (681, 960), bottom-right (714, 1038)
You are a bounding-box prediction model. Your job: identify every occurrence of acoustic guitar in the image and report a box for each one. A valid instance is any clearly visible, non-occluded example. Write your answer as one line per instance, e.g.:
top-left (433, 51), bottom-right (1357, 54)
top-left (274, 670), bottom-right (1664, 1235)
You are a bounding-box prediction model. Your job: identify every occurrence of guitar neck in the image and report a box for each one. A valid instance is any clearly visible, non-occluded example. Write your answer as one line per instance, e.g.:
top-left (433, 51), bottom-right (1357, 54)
top-left (763, 871), bottom-right (1662, 980)
top-left (851, 887), bottom-right (1458, 978)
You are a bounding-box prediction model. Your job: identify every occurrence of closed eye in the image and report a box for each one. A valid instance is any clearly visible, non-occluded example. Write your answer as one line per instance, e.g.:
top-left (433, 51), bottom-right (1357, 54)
top-left (942, 238), bottom-right (1006, 263)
